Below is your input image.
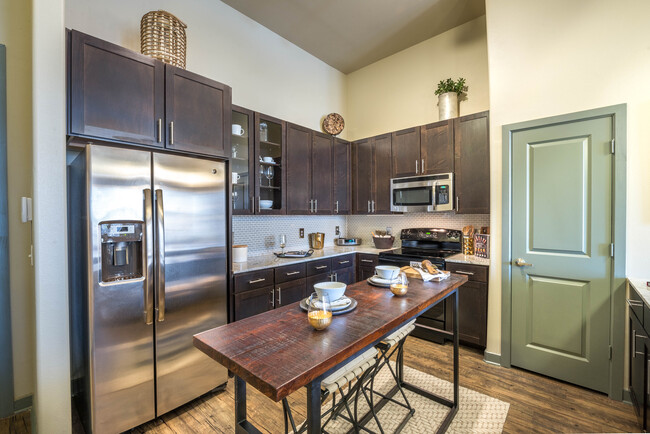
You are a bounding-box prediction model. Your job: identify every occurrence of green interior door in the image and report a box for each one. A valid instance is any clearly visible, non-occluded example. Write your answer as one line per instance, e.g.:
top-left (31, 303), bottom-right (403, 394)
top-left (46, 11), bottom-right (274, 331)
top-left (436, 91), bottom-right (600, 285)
top-left (511, 116), bottom-right (612, 393)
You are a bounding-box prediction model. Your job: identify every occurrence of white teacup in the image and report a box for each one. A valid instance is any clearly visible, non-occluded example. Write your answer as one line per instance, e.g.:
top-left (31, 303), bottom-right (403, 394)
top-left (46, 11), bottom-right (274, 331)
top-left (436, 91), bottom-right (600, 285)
top-left (262, 156), bottom-right (274, 163)
top-left (232, 124), bottom-right (245, 136)
top-left (232, 172), bottom-right (241, 184)
top-left (375, 265), bottom-right (400, 280)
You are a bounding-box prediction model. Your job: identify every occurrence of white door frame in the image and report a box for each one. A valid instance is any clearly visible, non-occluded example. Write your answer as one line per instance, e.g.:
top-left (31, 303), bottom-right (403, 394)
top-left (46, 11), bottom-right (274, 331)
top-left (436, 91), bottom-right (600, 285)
top-left (500, 104), bottom-right (627, 400)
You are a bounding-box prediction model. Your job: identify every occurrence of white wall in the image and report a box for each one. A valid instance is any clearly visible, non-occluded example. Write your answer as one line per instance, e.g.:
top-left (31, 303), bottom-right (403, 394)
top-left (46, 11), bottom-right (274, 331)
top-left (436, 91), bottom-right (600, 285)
top-left (65, 0), bottom-right (347, 135)
top-left (484, 0), bottom-right (650, 354)
top-left (0, 0), bottom-right (34, 402)
top-left (345, 16), bottom-right (489, 140)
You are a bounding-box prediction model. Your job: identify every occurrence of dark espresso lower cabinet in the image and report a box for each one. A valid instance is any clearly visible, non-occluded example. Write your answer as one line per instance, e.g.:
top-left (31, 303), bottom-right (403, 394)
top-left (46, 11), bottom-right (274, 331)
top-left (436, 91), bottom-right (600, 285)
top-left (628, 286), bottom-right (650, 431)
top-left (234, 286), bottom-right (273, 321)
top-left (275, 278), bottom-right (306, 308)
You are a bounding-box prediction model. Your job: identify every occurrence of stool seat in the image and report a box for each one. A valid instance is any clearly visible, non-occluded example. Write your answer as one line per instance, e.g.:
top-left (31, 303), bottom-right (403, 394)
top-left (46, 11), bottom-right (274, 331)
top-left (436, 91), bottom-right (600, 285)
top-left (380, 320), bottom-right (416, 348)
top-left (322, 347), bottom-right (378, 394)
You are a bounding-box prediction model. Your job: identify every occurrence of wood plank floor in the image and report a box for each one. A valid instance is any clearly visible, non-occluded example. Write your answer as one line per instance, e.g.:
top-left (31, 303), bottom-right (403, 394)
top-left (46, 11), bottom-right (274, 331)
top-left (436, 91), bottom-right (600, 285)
top-left (0, 410), bottom-right (30, 434)
top-left (62, 336), bottom-right (639, 433)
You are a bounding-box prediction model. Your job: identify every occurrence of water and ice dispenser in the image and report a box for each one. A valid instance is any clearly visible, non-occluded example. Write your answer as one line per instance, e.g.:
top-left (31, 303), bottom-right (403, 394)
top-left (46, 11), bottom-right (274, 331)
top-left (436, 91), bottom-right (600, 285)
top-left (100, 222), bottom-right (144, 283)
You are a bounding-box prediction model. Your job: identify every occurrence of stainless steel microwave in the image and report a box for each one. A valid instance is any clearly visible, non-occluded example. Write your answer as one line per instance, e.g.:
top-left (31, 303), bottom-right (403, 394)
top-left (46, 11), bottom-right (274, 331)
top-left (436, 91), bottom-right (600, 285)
top-left (390, 173), bottom-right (454, 212)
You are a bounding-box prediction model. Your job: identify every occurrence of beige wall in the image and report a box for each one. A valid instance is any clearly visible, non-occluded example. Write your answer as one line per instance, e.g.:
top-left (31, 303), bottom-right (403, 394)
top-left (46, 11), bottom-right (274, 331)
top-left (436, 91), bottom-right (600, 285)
top-left (0, 0), bottom-right (34, 401)
top-left (484, 0), bottom-right (650, 354)
top-left (345, 16), bottom-right (489, 140)
top-left (65, 0), bottom-right (347, 135)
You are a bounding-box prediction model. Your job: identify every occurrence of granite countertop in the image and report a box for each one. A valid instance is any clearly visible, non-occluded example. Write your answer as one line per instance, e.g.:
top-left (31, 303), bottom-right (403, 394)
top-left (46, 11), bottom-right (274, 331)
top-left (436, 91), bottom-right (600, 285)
top-left (445, 253), bottom-right (491, 267)
top-left (232, 245), bottom-right (393, 274)
top-left (629, 278), bottom-right (650, 306)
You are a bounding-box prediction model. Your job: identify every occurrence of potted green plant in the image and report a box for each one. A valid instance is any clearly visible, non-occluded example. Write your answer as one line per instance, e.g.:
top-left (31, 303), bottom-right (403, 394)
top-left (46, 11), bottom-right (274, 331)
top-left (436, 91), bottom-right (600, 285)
top-left (435, 77), bottom-right (467, 120)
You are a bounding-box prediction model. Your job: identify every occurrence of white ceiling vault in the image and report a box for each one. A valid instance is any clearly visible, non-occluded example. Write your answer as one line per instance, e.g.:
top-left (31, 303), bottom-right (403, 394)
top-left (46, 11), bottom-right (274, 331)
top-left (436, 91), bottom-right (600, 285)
top-left (219, 0), bottom-right (486, 73)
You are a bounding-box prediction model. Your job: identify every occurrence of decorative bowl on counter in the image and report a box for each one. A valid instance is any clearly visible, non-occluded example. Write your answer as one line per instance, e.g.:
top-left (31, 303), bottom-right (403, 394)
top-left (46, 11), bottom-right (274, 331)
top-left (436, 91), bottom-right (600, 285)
top-left (372, 236), bottom-right (395, 249)
top-left (313, 281), bottom-right (346, 302)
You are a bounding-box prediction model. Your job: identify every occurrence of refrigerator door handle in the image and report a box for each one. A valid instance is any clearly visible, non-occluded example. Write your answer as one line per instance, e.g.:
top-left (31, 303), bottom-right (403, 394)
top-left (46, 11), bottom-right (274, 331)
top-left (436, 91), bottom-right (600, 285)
top-left (143, 188), bottom-right (154, 325)
top-left (155, 188), bottom-right (166, 322)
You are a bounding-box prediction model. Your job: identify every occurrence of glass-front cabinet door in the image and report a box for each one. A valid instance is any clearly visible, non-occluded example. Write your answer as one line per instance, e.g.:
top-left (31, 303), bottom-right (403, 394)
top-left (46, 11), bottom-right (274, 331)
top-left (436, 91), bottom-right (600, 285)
top-left (231, 106), bottom-right (254, 214)
top-left (254, 113), bottom-right (286, 214)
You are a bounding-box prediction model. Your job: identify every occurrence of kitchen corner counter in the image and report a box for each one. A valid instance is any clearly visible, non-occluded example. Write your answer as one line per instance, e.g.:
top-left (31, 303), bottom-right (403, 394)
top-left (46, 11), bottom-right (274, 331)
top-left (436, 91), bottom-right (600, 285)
top-left (231, 245), bottom-right (393, 274)
top-left (629, 278), bottom-right (650, 306)
top-left (445, 253), bottom-right (490, 267)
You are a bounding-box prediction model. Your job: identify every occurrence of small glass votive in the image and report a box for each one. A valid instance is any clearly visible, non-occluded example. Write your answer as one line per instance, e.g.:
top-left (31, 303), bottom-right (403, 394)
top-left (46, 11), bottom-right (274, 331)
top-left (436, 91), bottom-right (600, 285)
top-left (390, 272), bottom-right (409, 296)
top-left (307, 292), bottom-right (332, 330)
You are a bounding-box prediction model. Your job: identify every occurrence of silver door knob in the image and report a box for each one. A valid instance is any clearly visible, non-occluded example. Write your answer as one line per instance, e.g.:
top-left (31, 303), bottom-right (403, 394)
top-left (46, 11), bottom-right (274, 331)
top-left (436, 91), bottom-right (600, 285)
top-left (515, 258), bottom-right (533, 267)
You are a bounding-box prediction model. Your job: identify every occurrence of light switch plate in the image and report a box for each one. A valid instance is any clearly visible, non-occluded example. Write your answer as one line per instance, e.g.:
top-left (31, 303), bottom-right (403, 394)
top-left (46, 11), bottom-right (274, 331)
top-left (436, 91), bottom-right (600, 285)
top-left (21, 197), bottom-right (32, 222)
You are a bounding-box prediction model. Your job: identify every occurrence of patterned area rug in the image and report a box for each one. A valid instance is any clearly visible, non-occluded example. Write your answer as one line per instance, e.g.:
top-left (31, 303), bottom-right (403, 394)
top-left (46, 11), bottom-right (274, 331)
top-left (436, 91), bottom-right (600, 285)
top-left (316, 362), bottom-right (509, 433)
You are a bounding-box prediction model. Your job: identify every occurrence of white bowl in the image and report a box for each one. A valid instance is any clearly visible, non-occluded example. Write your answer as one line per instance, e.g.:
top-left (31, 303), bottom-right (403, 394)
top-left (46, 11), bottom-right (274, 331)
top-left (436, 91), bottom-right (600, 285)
top-left (259, 200), bottom-right (273, 209)
top-left (262, 157), bottom-right (275, 163)
top-left (375, 265), bottom-right (400, 280)
top-left (313, 281), bottom-right (346, 302)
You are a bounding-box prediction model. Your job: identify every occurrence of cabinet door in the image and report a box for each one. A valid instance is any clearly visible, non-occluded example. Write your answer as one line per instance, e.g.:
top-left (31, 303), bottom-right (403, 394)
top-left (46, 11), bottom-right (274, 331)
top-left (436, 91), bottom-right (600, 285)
top-left (421, 119), bottom-right (453, 174)
top-left (312, 132), bottom-right (333, 215)
top-left (391, 127), bottom-right (421, 177)
top-left (445, 280), bottom-right (488, 347)
top-left (334, 267), bottom-right (354, 285)
top-left (286, 123), bottom-right (312, 214)
top-left (255, 113), bottom-right (286, 214)
top-left (373, 133), bottom-right (393, 214)
top-left (276, 278), bottom-right (307, 308)
top-left (69, 30), bottom-right (164, 146)
top-left (357, 266), bottom-right (375, 282)
top-left (454, 111), bottom-right (490, 214)
top-left (332, 138), bottom-right (351, 215)
top-left (306, 273), bottom-right (333, 292)
top-left (234, 286), bottom-right (274, 321)
top-left (232, 105), bottom-right (255, 215)
top-left (165, 65), bottom-right (231, 157)
top-left (630, 313), bottom-right (647, 428)
top-left (352, 138), bottom-right (373, 214)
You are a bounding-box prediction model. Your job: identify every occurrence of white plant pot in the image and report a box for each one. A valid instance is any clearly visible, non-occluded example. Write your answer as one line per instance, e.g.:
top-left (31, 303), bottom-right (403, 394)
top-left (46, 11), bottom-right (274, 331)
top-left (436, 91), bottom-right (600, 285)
top-left (438, 92), bottom-right (459, 120)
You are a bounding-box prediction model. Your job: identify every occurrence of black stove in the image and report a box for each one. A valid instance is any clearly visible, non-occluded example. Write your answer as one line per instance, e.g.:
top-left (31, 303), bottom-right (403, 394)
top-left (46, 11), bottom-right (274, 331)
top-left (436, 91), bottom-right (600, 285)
top-left (378, 228), bottom-right (462, 268)
top-left (377, 228), bottom-right (462, 345)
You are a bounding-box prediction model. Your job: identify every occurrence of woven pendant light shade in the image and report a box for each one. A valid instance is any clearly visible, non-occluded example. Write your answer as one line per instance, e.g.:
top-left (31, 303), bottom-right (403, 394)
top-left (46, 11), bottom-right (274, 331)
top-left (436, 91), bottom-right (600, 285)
top-left (140, 10), bottom-right (187, 68)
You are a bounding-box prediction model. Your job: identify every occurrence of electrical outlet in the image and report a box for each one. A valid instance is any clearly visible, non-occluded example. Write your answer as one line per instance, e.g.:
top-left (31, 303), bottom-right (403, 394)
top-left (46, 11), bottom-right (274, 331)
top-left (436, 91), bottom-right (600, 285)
top-left (299, 228), bottom-right (304, 238)
top-left (335, 226), bottom-right (340, 236)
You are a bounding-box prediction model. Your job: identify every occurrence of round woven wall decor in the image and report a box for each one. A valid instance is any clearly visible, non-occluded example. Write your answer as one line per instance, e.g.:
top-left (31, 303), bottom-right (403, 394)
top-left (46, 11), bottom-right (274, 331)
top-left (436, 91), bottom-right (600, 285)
top-left (141, 10), bottom-right (187, 69)
top-left (322, 113), bottom-right (345, 136)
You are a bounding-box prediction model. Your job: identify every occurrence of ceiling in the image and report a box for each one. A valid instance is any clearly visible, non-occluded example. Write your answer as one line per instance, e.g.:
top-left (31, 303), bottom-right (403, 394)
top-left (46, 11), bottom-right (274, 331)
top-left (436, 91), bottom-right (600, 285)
top-left (220, 0), bottom-right (486, 74)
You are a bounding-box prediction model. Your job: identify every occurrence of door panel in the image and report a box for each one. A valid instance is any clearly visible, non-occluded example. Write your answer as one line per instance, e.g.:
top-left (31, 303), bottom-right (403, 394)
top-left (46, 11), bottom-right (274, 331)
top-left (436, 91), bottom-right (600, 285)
top-left (391, 127), bottom-right (420, 177)
top-left (353, 139), bottom-right (373, 214)
top-left (87, 146), bottom-right (155, 433)
top-left (286, 123), bottom-right (312, 214)
top-left (373, 134), bottom-right (392, 214)
top-left (312, 132), bottom-right (333, 214)
top-left (511, 116), bottom-right (612, 392)
top-left (332, 138), bottom-right (351, 215)
top-left (454, 112), bottom-right (490, 213)
top-left (276, 278), bottom-right (307, 307)
top-left (421, 120), bottom-right (453, 174)
top-left (153, 153), bottom-right (228, 415)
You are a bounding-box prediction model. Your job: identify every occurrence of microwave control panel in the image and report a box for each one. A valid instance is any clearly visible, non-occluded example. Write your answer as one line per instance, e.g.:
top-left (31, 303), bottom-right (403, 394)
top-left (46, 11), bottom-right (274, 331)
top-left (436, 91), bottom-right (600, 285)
top-left (435, 184), bottom-right (450, 205)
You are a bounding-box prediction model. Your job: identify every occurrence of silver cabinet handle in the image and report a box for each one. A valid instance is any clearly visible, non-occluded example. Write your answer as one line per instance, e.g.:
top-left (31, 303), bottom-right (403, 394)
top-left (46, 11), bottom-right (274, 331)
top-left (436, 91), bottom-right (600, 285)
top-left (309, 199), bottom-right (312, 213)
top-left (315, 265), bottom-right (328, 270)
top-left (157, 119), bottom-right (162, 143)
top-left (335, 200), bottom-right (339, 213)
top-left (455, 270), bottom-right (474, 275)
top-left (367, 200), bottom-right (371, 213)
top-left (334, 272), bottom-right (338, 282)
top-left (647, 359), bottom-right (650, 393)
top-left (315, 199), bottom-right (317, 213)
top-left (422, 159), bottom-right (425, 173)
top-left (338, 260), bottom-right (350, 265)
top-left (257, 196), bottom-right (261, 213)
top-left (361, 259), bottom-right (374, 263)
top-left (415, 159), bottom-right (418, 174)
top-left (277, 287), bottom-right (281, 305)
top-left (286, 271), bottom-right (300, 276)
top-left (633, 330), bottom-right (637, 357)
top-left (248, 278), bottom-right (266, 284)
top-left (628, 299), bottom-right (644, 308)
top-left (270, 288), bottom-right (275, 308)
top-left (456, 196), bottom-right (459, 211)
top-left (169, 121), bottom-right (174, 145)
top-left (515, 258), bottom-right (533, 267)
top-left (143, 189), bottom-right (154, 325)
top-left (250, 195), bottom-right (254, 213)
top-left (155, 189), bottom-right (166, 322)
top-left (372, 200), bottom-right (375, 213)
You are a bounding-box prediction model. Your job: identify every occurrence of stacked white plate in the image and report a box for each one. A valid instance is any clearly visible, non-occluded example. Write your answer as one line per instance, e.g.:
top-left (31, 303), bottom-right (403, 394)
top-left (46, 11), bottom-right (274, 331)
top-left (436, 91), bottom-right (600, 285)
top-left (367, 275), bottom-right (397, 288)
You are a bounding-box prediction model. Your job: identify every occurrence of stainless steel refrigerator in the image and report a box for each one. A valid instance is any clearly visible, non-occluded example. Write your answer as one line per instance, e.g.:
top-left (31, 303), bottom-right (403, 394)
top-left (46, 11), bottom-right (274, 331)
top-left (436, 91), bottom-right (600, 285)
top-left (68, 144), bottom-right (228, 434)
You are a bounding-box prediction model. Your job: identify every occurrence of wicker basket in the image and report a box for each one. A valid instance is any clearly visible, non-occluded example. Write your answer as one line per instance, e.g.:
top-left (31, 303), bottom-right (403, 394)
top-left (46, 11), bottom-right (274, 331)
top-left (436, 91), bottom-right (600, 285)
top-left (140, 10), bottom-right (187, 69)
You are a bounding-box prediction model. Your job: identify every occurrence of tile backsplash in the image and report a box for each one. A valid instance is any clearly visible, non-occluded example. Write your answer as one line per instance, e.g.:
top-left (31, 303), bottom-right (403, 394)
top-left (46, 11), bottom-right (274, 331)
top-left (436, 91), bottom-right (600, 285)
top-left (347, 213), bottom-right (490, 246)
top-left (233, 213), bottom-right (490, 255)
top-left (233, 215), bottom-right (347, 255)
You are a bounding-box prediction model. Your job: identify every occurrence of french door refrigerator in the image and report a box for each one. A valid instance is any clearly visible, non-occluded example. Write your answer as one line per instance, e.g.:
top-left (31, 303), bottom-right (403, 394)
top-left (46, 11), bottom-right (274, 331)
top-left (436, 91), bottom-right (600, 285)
top-left (69, 144), bottom-right (228, 434)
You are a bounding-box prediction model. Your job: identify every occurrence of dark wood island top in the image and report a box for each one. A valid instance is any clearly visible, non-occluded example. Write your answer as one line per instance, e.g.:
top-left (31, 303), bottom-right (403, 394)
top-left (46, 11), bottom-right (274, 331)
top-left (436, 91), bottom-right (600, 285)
top-left (193, 274), bottom-right (467, 402)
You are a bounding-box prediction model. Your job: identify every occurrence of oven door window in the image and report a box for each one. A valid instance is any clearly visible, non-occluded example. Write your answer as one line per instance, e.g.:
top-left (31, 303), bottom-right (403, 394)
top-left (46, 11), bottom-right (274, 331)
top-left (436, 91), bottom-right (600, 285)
top-left (393, 187), bottom-right (432, 206)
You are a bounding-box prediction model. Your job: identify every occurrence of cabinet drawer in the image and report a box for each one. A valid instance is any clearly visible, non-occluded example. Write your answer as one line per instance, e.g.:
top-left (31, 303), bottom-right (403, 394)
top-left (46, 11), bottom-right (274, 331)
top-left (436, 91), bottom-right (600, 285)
top-left (306, 259), bottom-right (332, 276)
top-left (332, 254), bottom-right (355, 271)
top-left (357, 253), bottom-right (378, 267)
top-left (275, 263), bottom-right (307, 284)
top-left (446, 263), bottom-right (488, 283)
top-left (234, 269), bottom-right (274, 294)
top-left (629, 284), bottom-right (645, 326)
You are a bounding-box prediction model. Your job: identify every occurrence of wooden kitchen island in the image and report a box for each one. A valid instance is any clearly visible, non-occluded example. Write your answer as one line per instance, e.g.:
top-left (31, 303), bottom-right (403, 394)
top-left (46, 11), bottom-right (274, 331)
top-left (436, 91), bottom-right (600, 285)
top-left (194, 274), bottom-right (467, 433)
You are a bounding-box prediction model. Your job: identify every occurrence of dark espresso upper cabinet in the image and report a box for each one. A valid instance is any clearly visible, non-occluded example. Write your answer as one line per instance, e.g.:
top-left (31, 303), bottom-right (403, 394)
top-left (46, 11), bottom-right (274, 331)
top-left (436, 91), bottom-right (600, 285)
top-left (311, 132), bottom-right (333, 215)
top-left (286, 123), bottom-right (313, 215)
top-left (332, 138), bottom-right (351, 215)
top-left (165, 65), bottom-right (231, 157)
top-left (68, 30), bottom-right (231, 158)
top-left (421, 119), bottom-right (454, 174)
top-left (391, 127), bottom-right (421, 178)
top-left (454, 111), bottom-right (490, 214)
top-left (352, 134), bottom-right (392, 214)
top-left (69, 30), bottom-right (164, 146)
top-left (373, 134), bottom-right (392, 214)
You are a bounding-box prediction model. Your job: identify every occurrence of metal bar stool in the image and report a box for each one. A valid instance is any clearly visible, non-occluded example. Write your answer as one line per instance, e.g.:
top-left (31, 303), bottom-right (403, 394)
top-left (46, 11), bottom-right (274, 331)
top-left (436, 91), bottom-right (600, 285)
top-left (363, 320), bottom-right (417, 433)
top-left (282, 347), bottom-right (380, 434)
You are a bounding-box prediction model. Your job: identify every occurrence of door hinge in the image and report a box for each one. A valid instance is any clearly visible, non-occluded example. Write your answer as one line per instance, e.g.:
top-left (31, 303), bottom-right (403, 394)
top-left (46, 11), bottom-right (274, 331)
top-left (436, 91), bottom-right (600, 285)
top-left (610, 243), bottom-right (615, 258)
top-left (609, 345), bottom-right (612, 360)
top-left (610, 139), bottom-right (615, 154)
